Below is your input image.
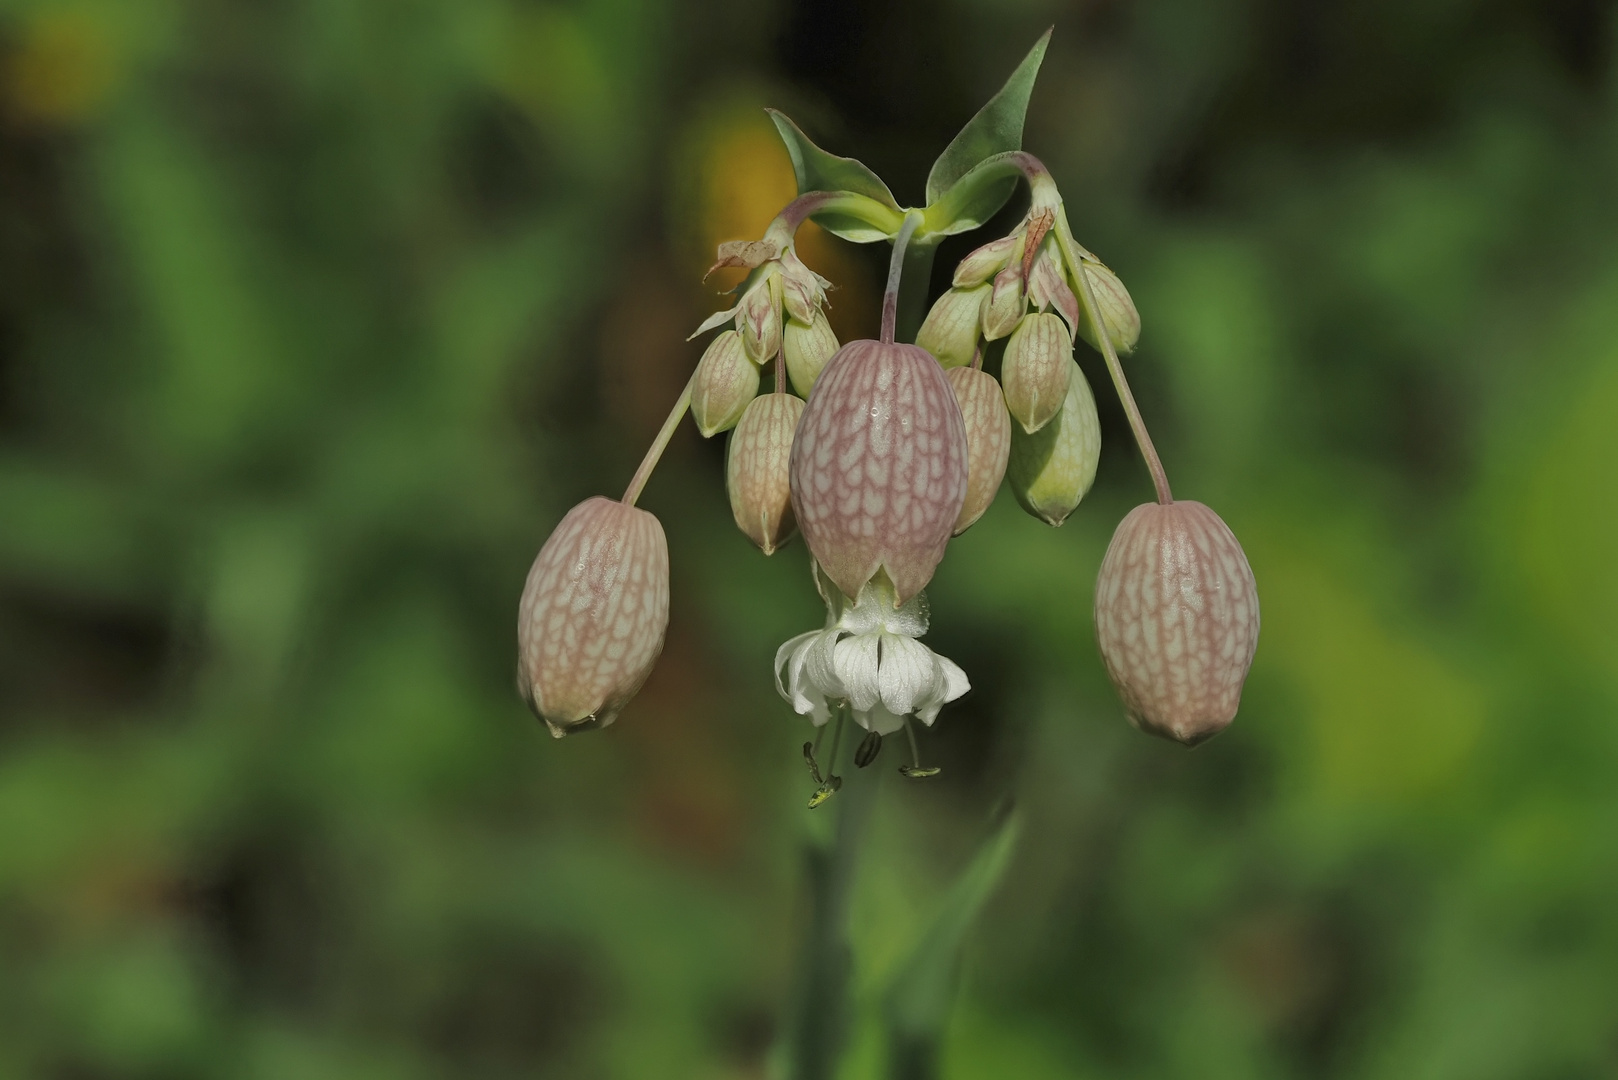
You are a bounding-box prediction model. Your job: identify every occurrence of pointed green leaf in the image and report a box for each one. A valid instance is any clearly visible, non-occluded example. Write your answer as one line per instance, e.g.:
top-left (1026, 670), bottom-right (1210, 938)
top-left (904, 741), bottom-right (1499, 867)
top-left (767, 109), bottom-right (902, 242)
top-left (924, 29), bottom-right (1051, 208)
top-left (883, 810), bottom-right (1021, 1057)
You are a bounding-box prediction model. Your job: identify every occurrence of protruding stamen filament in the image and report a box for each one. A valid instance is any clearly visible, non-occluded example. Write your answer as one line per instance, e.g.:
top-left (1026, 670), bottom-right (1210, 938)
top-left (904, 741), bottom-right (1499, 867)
top-left (808, 708), bottom-right (849, 808)
top-left (898, 716), bottom-right (942, 779)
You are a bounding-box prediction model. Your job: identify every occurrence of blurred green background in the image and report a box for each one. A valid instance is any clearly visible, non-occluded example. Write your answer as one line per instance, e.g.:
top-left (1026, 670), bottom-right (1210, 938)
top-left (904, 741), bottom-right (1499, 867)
top-left (3, 0), bottom-right (1617, 1077)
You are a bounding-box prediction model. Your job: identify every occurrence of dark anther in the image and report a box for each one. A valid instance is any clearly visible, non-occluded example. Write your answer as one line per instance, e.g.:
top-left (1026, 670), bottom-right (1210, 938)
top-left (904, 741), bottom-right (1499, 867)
top-left (855, 730), bottom-right (882, 768)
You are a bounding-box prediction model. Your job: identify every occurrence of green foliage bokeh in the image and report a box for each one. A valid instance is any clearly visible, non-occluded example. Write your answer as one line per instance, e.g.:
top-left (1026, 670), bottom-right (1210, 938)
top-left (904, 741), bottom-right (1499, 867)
top-left (2, 1), bottom-right (1616, 1078)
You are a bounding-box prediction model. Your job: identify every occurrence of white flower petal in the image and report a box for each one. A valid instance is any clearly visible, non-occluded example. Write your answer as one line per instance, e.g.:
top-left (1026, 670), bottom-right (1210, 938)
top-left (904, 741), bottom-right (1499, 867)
top-left (775, 631), bottom-right (834, 724)
top-left (915, 651), bottom-right (970, 725)
top-left (805, 629), bottom-right (847, 701)
top-left (855, 704), bottom-right (907, 736)
top-left (876, 634), bottom-right (938, 717)
top-left (833, 632), bottom-right (883, 713)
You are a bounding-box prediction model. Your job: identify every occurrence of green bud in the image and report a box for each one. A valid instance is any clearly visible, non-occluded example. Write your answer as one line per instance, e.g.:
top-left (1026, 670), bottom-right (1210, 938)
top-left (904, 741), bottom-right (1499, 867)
top-left (952, 233), bottom-right (1019, 288)
top-left (1001, 312), bottom-right (1072, 434)
top-left (1006, 359), bottom-right (1100, 526)
top-left (726, 392), bottom-right (805, 554)
top-left (691, 330), bottom-right (760, 437)
top-left (740, 273), bottom-right (784, 363)
top-left (1075, 260), bottom-right (1140, 356)
top-left (982, 262), bottom-right (1025, 341)
top-left (916, 284), bottom-right (990, 369)
top-left (783, 310), bottom-right (840, 397)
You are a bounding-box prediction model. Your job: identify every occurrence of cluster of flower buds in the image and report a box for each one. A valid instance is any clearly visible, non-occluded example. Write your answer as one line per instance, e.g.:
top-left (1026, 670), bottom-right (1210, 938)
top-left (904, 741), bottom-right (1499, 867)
top-left (688, 232), bottom-right (841, 437)
top-left (915, 198), bottom-right (1135, 528)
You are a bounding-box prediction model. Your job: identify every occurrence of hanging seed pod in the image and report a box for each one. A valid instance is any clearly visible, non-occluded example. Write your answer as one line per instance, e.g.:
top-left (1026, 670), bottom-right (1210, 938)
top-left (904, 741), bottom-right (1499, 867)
top-left (1093, 501), bottom-right (1259, 745)
top-left (916, 284), bottom-right (990, 369)
top-left (1002, 312), bottom-right (1072, 434)
top-left (945, 366), bottom-right (1011, 535)
top-left (1006, 359), bottom-right (1100, 526)
top-left (691, 330), bottom-right (761, 437)
top-left (782, 310), bottom-right (840, 397)
top-left (1074, 260), bottom-right (1141, 356)
top-left (726, 392), bottom-right (805, 554)
top-left (517, 497), bottom-right (670, 738)
top-left (789, 339), bottom-right (969, 603)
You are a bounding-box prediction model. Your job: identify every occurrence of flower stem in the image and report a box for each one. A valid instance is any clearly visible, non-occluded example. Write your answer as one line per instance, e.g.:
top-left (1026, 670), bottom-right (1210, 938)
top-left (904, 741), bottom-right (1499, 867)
top-left (620, 370), bottom-right (696, 507)
top-left (782, 708), bottom-right (879, 1080)
top-left (881, 210), bottom-right (925, 345)
top-left (1057, 212), bottom-right (1173, 504)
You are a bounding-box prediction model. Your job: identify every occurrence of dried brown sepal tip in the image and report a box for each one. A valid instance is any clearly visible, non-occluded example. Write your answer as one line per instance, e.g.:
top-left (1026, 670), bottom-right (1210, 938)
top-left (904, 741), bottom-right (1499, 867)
top-left (726, 392), bottom-right (805, 554)
top-left (1094, 501), bottom-right (1259, 746)
top-left (517, 497), bottom-right (670, 738)
top-left (789, 339), bottom-right (969, 604)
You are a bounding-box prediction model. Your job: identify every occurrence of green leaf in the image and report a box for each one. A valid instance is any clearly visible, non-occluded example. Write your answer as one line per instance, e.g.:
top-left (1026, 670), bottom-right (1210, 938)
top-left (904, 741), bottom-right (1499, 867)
top-left (920, 155), bottom-right (1022, 238)
top-left (767, 109), bottom-right (902, 242)
top-left (882, 809), bottom-right (1022, 1066)
top-left (924, 30), bottom-right (1051, 209)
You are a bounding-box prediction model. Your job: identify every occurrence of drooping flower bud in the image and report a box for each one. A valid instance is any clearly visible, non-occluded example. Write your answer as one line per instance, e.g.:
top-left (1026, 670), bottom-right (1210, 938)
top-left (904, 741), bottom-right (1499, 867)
top-left (739, 273), bottom-right (784, 363)
top-left (1026, 241), bottom-right (1080, 331)
top-left (1093, 501), bottom-right (1259, 746)
top-left (952, 233), bottom-right (1020, 288)
top-left (1002, 311), bottom-right (1072, 434)
top-left (945, 366), bottom-right (1010, 535)
top-left (778, 247), bottom-right (832, 325)
top-left (790, 340), bottom-right (969, 604)
top-left (783, 310), bottom-right (840, 397)
top-left (982, 261), bottom-right (1026, 341)
top-left (1006, 359), bottom-right (1100, 526)
top-left (1074, 260), bottom-right (1141, 356)
top-left (691, 330), bottom-right (760, 437)
top-left (726, 392), bottom-right (805, 554)
top-left (916, 284), bottom-right (990, 369)
top-left (517, 497), bottom-right (670, 738)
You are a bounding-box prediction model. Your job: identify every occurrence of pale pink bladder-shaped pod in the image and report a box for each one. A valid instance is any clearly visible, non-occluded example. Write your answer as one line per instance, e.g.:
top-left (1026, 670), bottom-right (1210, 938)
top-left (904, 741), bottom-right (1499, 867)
top-left (1094, 501), bottom-right (1259, 746)
top-left (517, 497), bottom-right (670, 738)
top-left (945, 366), bottom-right (1010, 536)
top-left (727, 392), bottom-right (805, 554)
top-left (789, 339), bottom-right (969, 604)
